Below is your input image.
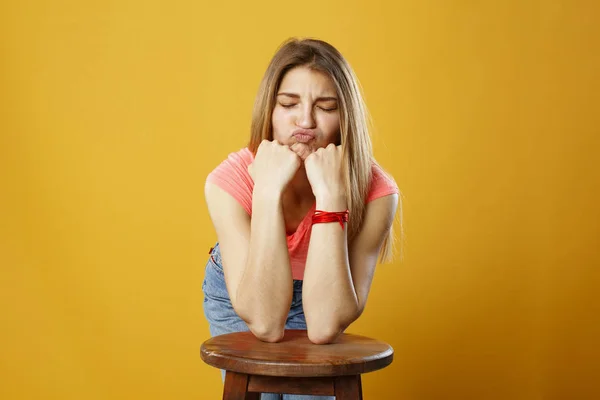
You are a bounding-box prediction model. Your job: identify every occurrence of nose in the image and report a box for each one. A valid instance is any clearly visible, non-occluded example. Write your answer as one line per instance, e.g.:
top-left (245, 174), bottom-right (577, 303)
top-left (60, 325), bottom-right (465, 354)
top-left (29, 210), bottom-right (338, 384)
top-left (296, 105), bottom-right (316, 129)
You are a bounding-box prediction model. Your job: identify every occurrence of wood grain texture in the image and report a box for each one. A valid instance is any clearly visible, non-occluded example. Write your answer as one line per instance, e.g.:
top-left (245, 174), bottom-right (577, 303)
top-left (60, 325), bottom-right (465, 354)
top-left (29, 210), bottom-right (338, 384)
top-left (247, 375), bottom-right (334, 396)
top-left (223, 371), bottom-right (256, 400)
top-left (334, 375), bottom-right (363, 400)
top-left (201, 329), bottom-right (393, 377)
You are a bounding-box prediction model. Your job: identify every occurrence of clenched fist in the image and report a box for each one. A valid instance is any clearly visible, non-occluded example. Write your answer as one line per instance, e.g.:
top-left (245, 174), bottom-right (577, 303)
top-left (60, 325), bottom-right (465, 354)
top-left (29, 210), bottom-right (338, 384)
top-left (248, 140), bottom-right (302, 193)
top-left (304, 143), bottom-right (345, 200)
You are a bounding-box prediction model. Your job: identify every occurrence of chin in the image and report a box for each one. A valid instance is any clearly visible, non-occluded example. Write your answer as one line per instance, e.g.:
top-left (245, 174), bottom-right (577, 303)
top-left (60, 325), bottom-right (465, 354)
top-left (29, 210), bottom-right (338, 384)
top-left (291, 141), bottom-right (317, 161)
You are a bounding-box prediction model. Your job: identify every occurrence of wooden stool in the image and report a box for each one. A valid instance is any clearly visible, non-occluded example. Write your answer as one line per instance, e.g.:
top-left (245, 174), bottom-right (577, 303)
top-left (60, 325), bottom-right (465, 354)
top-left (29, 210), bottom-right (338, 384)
top-left (200, 329), bottom-right (393, 399)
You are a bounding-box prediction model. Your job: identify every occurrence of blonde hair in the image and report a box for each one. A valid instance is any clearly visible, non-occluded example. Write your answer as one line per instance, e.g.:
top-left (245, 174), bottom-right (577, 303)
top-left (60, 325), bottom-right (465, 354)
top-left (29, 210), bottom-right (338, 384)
top-left (249, 38), bottom-right (400, 263)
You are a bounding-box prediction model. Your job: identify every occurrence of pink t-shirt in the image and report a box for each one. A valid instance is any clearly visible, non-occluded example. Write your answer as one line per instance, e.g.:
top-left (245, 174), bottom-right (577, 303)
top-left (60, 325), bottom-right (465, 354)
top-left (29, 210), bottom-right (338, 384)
top-left (206, 147), bottom-right (399, 280)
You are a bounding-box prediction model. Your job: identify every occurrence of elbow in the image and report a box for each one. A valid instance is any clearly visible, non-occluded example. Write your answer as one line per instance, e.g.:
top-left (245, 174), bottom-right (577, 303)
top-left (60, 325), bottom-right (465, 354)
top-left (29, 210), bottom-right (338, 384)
top-left (307, 324), bottom-right (343, 345)
top-left (306, 307), bottom-right (362, 345)
top-left (233, 299), bottom-right (288, 343)
top-left (248, 321), bottom-right (285, 343)
top-left (235, 308), bottom-right (285, 343)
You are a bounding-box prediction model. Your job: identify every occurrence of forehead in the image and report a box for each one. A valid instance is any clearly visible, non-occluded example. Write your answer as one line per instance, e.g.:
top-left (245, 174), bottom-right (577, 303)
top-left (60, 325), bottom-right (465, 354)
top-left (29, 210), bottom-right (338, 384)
top-left (278, 66), bottom-right (337, 94)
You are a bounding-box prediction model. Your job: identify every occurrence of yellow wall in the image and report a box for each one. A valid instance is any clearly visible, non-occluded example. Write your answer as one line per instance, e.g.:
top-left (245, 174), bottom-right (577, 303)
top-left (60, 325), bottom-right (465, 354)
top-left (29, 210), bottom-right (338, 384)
top-left (2, 1), bottom-right (599, 399)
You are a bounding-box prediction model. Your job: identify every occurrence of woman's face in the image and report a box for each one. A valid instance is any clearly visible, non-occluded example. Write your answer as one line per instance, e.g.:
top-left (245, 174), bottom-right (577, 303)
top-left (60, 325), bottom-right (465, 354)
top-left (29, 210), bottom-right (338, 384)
top-left (271, 66), bottom-right (341, 161)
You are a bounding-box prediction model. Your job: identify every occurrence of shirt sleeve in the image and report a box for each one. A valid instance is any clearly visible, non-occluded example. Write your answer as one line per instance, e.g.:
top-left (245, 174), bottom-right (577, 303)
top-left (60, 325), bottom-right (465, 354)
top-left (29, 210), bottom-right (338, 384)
top-left (366, 163), bottom-right (399, 203)
top-left (205, 149), bottom-right (255, 215)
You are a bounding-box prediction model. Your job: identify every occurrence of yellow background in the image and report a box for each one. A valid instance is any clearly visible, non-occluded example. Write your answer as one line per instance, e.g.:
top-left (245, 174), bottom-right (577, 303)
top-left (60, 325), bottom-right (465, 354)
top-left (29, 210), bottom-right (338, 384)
top-left (1, 1), bottom-right (599, 399)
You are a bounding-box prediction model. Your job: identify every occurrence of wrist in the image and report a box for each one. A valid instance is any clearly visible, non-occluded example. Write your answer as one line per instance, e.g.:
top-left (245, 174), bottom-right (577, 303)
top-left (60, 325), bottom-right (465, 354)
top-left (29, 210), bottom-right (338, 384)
top-left (315, 193), bottom-right (347, 211)
top-left (253, 184), bottom-right (284, 203)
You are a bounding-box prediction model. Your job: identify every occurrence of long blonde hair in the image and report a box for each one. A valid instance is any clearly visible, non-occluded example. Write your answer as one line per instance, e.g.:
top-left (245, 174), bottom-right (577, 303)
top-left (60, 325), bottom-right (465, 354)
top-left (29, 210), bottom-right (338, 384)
top-left (248, 38), bottom-right (400, 263)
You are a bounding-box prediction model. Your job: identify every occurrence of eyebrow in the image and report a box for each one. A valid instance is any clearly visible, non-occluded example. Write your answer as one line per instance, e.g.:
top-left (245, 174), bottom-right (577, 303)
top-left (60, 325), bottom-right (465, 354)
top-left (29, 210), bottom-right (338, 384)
top-left (277, 92), bottom-right (338, 102)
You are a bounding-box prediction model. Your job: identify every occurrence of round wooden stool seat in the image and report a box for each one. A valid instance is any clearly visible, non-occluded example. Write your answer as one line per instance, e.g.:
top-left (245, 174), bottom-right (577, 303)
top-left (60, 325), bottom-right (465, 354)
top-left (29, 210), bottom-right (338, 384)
top-left (201, 329), bottom-right (394, 399)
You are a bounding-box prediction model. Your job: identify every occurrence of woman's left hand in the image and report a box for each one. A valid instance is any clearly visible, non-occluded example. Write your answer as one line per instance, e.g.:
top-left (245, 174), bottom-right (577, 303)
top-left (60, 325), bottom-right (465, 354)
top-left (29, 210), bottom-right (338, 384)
top-left (304, 144), bottom-right (346, 201)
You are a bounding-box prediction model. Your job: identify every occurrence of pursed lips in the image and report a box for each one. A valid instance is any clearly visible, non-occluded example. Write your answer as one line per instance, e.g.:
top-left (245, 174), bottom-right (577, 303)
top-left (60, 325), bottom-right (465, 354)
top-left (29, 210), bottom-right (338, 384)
top-left (292, 129), bottom-right (316, 143)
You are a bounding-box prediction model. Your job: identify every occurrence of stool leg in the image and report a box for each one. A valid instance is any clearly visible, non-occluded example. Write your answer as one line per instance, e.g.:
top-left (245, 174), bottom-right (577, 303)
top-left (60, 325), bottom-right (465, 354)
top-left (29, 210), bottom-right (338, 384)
top-left (223, 371), bottom-right (260, 400)
top-left (333, 375), bottom-right (362, 400)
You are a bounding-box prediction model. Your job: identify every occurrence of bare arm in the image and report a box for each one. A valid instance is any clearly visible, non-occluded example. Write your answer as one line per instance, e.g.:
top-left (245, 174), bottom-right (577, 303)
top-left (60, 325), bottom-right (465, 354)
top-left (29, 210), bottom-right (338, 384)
top-left (204, 140), bottom-right (302, 342)
top-left (302, 193), bottom-right (398, 344)
top-left (205, 182), bottom-right (293, 342)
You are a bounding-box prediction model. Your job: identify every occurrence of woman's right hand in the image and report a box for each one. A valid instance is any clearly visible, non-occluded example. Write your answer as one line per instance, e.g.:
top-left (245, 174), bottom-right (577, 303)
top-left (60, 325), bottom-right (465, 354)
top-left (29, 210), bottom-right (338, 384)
top-left (248, 140), bottom-right (301, 193)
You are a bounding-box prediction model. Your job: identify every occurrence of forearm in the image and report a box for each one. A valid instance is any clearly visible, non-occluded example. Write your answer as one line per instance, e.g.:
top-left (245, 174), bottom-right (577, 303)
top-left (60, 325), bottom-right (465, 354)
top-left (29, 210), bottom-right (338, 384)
top-left (235, 186), bottom-right (293, 340)
top-left (302, 194), bottom-right (359, 343)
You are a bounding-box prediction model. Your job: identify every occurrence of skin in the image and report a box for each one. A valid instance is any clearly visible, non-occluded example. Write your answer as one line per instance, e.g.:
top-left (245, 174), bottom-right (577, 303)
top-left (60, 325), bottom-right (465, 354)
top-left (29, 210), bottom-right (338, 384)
top-left (270, 66), bottom-right (343, 233)
top-left (205, 66), bottom-right (398, 344)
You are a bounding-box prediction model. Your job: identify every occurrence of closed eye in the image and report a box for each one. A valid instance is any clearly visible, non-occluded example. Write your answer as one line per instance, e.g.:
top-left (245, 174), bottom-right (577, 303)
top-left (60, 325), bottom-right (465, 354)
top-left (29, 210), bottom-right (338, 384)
top-left (279, 103), bottom-right (337, 112)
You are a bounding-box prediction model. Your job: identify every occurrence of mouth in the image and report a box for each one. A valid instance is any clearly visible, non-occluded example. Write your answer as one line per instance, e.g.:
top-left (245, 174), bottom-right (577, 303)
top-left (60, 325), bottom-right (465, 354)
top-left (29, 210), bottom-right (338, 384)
top-left (292, 129), bottom-right (316, 143)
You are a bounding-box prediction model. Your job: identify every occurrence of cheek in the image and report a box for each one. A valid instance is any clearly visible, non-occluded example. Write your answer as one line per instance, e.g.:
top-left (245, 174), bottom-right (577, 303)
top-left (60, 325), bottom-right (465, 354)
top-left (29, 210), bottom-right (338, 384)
top-left (319, 114), bottom-right (341, 137)
top-left (271, 108), bottom-right (288, 133)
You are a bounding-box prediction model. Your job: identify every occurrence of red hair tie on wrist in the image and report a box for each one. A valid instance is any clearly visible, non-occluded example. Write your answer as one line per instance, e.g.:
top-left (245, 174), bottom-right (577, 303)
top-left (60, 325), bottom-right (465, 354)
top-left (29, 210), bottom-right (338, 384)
top-left (312, 209), bottom-right (349, 230)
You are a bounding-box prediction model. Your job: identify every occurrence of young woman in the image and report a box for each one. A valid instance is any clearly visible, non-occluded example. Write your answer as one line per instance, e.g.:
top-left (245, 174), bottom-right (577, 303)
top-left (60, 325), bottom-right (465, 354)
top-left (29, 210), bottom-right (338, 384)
top-left (202, 37), bottom-right (400, 399)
